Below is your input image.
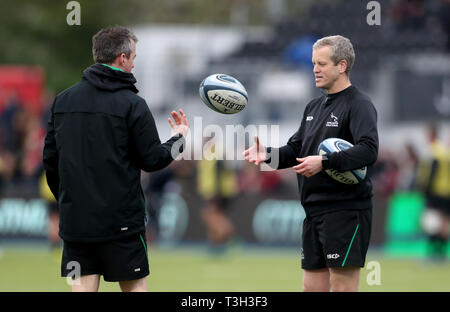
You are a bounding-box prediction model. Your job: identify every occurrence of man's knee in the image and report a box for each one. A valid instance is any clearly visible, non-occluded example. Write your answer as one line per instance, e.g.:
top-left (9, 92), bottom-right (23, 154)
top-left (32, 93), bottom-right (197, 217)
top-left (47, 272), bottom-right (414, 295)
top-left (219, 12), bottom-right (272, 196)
top-left (329, 279), bottom-right (356, 292)
top-left (303, 280), bottom-right (330, 292)
top-left (119, 277), bottom-right (147, 292)
top-left (71, 274), bottom-right (100, 292)
top-left (302, 268), bottom-right (330, 292)
top-left (329, 267), bottom-right (360, 292)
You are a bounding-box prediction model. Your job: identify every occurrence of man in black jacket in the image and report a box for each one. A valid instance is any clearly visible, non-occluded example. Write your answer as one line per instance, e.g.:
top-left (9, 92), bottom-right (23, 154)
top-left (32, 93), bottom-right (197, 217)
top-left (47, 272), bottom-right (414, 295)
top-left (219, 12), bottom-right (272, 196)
top-left (244, 35), bottom-right (378, 292)
top-left (43, 26), bottom-right (189, 292)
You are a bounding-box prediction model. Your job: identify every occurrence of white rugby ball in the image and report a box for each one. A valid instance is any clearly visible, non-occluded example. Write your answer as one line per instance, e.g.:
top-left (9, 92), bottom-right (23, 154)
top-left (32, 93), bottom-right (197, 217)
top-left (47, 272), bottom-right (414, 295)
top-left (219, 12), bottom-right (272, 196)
top-left (317, 138), bottom-right (367, 185)
top-left (199, 73), bottom-right (248, 114)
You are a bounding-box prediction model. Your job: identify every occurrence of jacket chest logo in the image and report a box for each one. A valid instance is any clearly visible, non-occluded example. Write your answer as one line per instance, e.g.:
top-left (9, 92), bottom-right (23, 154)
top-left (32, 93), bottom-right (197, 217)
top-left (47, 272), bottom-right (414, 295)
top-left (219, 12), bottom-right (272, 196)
top-left (326, 112), bottom-right (339, 127)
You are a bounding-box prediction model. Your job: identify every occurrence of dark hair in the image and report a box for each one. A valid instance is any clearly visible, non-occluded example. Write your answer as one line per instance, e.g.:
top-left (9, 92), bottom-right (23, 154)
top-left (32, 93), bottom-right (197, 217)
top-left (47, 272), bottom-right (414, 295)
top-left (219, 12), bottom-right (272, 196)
top-left (92, 26), bottom-right (138, 64)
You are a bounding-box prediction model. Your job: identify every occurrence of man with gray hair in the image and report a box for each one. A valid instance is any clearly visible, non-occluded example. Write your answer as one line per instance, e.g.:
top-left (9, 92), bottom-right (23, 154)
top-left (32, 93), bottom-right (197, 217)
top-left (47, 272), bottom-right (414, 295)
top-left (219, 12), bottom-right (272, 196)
top-left (244, 35), bottom-right (378, 291)
top-left (43, 26), bottom-right (189, 292)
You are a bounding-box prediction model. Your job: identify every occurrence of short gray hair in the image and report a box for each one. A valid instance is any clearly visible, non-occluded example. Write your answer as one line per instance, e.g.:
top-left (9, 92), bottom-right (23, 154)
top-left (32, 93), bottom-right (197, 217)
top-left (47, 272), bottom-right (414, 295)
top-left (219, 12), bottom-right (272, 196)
top-left (313, 35), bottom-right (355, 74)
top-left (92, 26), bottom-right (138, 64)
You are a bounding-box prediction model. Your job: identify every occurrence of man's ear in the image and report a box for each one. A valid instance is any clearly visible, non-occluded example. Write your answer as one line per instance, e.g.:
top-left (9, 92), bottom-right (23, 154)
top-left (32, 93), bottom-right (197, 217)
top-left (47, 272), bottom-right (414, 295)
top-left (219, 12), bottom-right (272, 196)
top-left (339, 60), bottom-right (348, 74)
top-left (119, 53), bottom-right (127, 65)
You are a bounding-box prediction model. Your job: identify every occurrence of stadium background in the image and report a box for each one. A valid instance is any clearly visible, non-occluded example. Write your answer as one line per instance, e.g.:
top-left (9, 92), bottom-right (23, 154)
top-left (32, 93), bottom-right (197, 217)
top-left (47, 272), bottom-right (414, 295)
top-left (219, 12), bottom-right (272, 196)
top-left (0, 0), bottom-right (449, 291)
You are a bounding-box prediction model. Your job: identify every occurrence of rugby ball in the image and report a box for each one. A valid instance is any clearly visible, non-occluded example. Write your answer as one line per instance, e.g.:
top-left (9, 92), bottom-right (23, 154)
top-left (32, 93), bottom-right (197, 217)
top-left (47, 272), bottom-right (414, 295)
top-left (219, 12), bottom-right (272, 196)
top-left (317, 138), bottom-right (367, 184)
top-left (199, 74), bottom-right (248, 114)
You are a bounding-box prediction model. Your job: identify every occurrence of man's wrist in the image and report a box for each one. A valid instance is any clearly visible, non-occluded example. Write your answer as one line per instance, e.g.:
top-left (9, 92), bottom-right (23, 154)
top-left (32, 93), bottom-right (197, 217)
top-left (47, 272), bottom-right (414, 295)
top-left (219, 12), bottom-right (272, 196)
top-left (264, 147), bottom-right (271, 163)
top-left (321, 154), bottom-right (330, 170)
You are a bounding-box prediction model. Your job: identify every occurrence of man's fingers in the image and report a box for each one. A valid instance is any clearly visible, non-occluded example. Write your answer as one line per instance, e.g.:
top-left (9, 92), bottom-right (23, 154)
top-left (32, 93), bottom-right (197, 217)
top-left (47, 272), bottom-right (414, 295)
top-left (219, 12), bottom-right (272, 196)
top-left (168, 118), bottom-right (175, 129)
top-left (179, 109), bottom-right (189, 126)
top-left (293, 164), bottom-right (308, 175)
top-left (171, 111), bottom-right (181, 124)
top-left (255, 136), bottom-right (260, 151)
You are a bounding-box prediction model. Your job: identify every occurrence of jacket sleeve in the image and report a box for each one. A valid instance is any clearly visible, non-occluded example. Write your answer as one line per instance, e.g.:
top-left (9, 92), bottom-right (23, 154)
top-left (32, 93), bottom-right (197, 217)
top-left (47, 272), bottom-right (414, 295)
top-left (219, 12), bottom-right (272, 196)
top-left (265, 106), bottom-right (308, 170)
top-left (328, 100), bottom-right (379, 171)
top-left (42, 99), bottom-right (60, 199)
top-left (128, 99), bottom-right (185, 172)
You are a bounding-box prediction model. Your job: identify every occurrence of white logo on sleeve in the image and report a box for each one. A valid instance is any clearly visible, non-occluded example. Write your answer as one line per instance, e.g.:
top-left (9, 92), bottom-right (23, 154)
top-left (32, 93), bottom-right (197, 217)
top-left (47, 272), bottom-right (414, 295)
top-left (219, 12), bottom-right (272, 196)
top-left (306, 116), bottom-right (314, 121)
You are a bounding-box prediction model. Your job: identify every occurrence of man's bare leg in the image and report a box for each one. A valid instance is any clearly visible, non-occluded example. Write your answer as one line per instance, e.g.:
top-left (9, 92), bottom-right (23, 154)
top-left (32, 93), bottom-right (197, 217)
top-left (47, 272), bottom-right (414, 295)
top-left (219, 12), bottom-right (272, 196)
top-left (71, 274), bottom-right (100, 292)
top-left (329, 267), bottom-right (360, 292)
top-left (119, 277), bottom-right (148, 292)
top-left (302, 268), bottom-right (330, 292)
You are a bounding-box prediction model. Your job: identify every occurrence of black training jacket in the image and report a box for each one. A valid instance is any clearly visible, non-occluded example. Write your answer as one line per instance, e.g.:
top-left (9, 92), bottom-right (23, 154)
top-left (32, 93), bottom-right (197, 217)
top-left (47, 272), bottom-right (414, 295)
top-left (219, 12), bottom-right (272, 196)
top-left (43, 64), bottom-right (184, 242)
top-left (266, 85), bottom-right (378, 217)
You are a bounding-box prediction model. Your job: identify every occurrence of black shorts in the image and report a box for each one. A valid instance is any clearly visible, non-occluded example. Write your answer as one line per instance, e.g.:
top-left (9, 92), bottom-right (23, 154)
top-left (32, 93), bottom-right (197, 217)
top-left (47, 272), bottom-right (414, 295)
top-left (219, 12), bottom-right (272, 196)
top-left (48, 202), bottom-right (59, 214)
top-left (301, 209), bottom-right (372, 270)
top-left (61, 232), bottom-right (149, 282)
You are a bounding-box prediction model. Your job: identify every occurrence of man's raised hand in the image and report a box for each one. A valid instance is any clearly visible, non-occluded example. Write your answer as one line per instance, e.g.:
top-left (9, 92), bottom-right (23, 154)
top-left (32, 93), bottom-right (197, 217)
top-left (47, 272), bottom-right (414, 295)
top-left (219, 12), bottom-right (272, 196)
top-left (243, 136), bottom-right (267, 166)
top-left (168, 109), bottom-right (189, 137)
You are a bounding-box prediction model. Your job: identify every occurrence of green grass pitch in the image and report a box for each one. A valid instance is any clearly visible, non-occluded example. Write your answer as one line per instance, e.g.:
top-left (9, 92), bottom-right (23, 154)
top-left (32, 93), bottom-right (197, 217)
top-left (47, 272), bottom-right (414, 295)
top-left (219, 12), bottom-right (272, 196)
top-left (1, 244), bottom-right (449, 292)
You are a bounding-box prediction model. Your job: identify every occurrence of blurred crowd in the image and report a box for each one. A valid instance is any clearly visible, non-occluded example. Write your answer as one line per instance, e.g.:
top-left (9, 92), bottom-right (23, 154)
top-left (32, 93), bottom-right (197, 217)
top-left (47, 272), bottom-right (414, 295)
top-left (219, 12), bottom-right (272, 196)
top-left (388, 0), bottom-right (450, 37)
top-left (371, 125), bottom-right (449, 205)
top-left (0, 91), bottom-right (47, 191)
top-left (371, 124), bottom-right (450, 260)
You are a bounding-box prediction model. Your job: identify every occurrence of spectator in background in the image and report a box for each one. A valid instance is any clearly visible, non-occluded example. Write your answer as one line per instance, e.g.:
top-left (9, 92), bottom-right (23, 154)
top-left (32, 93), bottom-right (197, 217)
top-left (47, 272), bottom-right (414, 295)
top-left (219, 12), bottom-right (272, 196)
top-left (7, 107), bottom-right (44, 185)
top-left (387, 0), bottom-right (450, 40)
top-left (395, 143), bottom-right (420, 191)
top-left (0, 91), bottom-right (46, 188)
top-left (388, 0), bottom-right (426, 31)
top-left (440, 0), bottom-right (450, 50)
top-left (197, 139), bottom-right (237, 253)
top-left (142, 167), bottom-right (175, 242)
top-left (21, 113), bottom-right (45, 181)
top-left (0, 155), bottom-right (4, 194)
top-left (238, 163), bottom-right (262, 194)
top-left (38, 169), bottom-right (60, 253)
top-left (238, 162), bottom-right (283, 194)
top-left (0, 92), bottom-right (20, 149)
top-left (0, 151), bottom-right (16, 182)
top-left (371, 148), bottom-right (399, 200)
top-left (2, 106), bottom-right (26, 183)
top-left (418, 124), bottom-right (450, 261)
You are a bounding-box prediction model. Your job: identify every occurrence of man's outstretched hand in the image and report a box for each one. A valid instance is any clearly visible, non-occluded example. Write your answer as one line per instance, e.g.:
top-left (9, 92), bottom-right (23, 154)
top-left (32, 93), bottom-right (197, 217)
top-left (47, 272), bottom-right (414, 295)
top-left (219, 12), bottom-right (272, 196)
top-left (168, 109), bottom-right (189, 137)
top-left (243, 136), bottom-right (267, 165)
